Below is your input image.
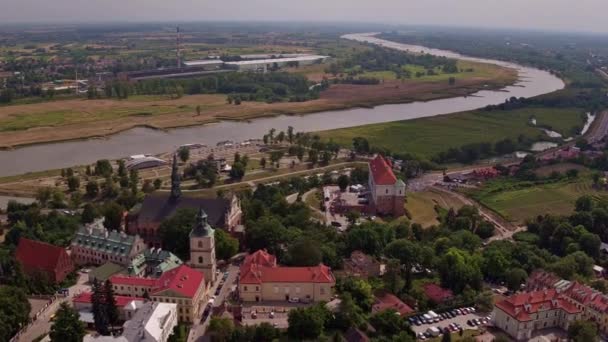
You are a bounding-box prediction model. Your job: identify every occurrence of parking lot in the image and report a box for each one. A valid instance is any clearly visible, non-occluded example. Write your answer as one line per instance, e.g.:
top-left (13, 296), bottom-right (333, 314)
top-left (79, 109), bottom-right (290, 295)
top-left (410, 307), bottom-right (491, 340)
top-left (241, 304), bottom-right (304, 329)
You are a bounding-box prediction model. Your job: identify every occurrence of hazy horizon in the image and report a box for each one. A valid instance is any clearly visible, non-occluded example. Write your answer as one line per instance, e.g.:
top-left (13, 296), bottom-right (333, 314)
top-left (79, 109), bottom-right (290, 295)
top-left (1, 0), bottom-right (607, 34)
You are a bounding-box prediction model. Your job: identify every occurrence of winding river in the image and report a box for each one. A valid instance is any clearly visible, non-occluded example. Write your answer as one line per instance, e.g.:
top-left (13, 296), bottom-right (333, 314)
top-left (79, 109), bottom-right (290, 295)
top-left (0, 33), bottom-right (564, 177)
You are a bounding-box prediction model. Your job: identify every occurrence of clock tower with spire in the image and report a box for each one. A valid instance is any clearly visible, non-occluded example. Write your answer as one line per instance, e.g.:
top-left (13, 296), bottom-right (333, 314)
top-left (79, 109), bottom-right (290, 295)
top-left (189, 207), bottom-right (216, 284)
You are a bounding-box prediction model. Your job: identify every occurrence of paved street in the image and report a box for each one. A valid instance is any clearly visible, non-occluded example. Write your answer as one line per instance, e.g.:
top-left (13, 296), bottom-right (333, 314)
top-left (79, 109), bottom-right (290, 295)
top-left (189, 264), bottom-right (240, 342)
top-left (17, 272), bottom-right (90, 342)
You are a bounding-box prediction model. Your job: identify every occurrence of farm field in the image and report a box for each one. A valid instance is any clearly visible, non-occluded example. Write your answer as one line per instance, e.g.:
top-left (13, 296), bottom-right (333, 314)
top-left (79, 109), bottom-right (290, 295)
top-left (471, 177), bottom-right (608, 223)
top-left (318, 106), bottom-right (584, 159)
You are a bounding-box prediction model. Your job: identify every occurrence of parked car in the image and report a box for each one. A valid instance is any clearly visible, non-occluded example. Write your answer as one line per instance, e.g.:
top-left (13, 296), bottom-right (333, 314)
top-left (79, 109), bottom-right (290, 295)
top-left (288, 297), bottom-right (300, 303)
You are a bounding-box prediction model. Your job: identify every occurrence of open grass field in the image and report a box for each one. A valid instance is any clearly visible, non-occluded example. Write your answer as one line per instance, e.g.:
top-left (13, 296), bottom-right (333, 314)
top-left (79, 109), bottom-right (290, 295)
top-left (472, 176), bottom-right (608, 223)
top-left (0, 61), bottom-right (516, 148)
top-left (318, 106), bottom-right (583, 159)
top-left (406, 188), bottom-right (467, 227)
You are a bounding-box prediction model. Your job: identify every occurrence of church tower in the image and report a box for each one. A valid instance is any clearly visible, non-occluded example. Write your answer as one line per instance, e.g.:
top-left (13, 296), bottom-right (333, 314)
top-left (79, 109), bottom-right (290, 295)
top-left (170, 154), bottom-right (181, 200)
top-left (189, 207), bottom-right (216, 284)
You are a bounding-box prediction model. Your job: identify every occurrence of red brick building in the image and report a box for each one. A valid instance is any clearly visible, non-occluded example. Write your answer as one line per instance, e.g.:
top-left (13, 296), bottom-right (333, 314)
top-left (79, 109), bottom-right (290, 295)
top-left (372, 292), bottom-right (414, 316)
top-left (15, 238), bottom-right (74, 283)
top-left (368, 155), bottom-right (406, 217)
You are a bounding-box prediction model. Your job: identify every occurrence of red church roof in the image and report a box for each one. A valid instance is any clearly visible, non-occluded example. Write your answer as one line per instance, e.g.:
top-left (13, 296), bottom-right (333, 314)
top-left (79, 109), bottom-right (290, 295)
top-left (369, 155), bottom-right (397, 185)
top-left (240, 250), bottom-right (334, 285)
top-left (152, 265), bottom-right (204, 298)
top-left (74, 292), bottom-right (143, 307)
top-left (495, 289), bottom-right (580, 322)
top-left (15, 237), bottom-right (73, 283)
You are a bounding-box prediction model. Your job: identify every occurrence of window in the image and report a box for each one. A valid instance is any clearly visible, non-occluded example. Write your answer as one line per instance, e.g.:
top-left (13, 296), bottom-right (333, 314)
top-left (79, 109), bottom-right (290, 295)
top-left (274, 286), bottom-right (279, 294)
top-left (295, 287), bottom-right (300, 294)
top-left (284, 287), bottom-right (289, 293)
top-left (320, 287), bottom-right (326, 295)
top-left (198, 241), bottom-right (203, 248)
top-left (198, 256), bottom-right (203, 264)
top-left (244, 286), bottom-right (248, 291)
top-left (386, 189), bottom-right (389, 194)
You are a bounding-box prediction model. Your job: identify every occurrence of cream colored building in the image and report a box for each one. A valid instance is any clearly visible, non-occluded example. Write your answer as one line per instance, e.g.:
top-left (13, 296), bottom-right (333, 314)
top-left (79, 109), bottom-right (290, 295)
top-left (111, 265), bottom-right (207, 323)
top-left (189, 208), bottom-right (216, 284)
top-left (239, 250), bottom-right (335, 303)
top-left (493, 289), bottom-right (581, 341)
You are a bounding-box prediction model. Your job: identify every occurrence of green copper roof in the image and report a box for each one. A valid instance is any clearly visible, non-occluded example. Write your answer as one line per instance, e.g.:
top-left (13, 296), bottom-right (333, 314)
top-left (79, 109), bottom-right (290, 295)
top-left (127, 248), bottom-right (183, 277)
top-left (190, 207), bottom-right (214, 238)
top-left (72, 219), bottom-right (138, 257)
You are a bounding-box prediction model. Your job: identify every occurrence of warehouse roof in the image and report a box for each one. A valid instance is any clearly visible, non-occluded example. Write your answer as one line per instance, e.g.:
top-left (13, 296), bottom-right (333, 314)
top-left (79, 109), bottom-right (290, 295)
top-left (225, 55), bottom-right (328, 66)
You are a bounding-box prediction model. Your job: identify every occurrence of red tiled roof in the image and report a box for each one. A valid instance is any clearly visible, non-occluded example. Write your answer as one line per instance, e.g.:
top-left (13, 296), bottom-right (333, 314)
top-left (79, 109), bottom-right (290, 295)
top-left (152, 265), bottom-right (204, 298)
top-left (242, 249), bottom-right (276, 269)
top-left (423, 283), bottom-right (454, 303)
top-left (373, 293), bottom-right (414, 316)
top-left (110, 275), bottom-right (157, 287)
top-left (111, 265), bottom-right (204, 299)
top-left (73, 292), bottom-right (143, 307)
top-left (15, 238), bottom-right (72, 281)
top-left (240, 250), bottom-right (334, 285)
top-left (369, 155), bottom-right (397, 185)
top-left (495, 289), bottom-right (581, 322)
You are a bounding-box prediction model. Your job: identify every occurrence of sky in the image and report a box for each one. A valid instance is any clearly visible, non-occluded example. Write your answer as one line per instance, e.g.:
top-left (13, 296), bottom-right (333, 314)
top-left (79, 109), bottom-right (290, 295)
top-left (1, 0), bottom-right (608, 33)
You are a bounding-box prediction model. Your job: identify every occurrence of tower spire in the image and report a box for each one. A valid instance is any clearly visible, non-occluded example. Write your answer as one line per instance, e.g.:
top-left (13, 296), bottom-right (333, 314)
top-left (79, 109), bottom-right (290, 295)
top-left (191, 206), bottom-right (214, 237)
top-left (170, 154), bottom-right (181, 199)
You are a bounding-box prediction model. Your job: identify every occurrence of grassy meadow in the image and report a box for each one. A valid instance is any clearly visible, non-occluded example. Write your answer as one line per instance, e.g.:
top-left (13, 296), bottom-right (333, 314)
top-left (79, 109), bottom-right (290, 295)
top-left (318, 106), bottom-right (584, 159)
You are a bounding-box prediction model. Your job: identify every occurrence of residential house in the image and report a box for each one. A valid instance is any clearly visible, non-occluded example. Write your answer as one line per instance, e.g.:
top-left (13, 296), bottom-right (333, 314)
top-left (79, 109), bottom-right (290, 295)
top-left (239, 249), bottom-right (335, 303)
top-left (372, 293), bottom-right (414, 316)
top-left (15, 238), bottom-right (74, 283)
top-left (493, 289), bottom-right (581, 341)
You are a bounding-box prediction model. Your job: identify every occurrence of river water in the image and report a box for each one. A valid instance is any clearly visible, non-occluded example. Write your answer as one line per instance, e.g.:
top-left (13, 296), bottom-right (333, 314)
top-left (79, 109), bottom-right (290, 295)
top-left (0, 33), bottom-right (564, 177)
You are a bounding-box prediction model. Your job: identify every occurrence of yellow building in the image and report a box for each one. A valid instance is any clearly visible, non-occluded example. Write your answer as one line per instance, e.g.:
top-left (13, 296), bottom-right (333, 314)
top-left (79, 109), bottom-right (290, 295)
top-left (239, 250), bottom-right (335, 303)
top-left (111, 265), bottom-right (207, 323)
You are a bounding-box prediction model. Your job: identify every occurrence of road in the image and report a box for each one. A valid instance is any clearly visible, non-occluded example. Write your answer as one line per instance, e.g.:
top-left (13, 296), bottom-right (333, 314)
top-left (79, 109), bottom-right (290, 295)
top-left (188, 264), bottom-right (240, 342)
top-left (16, 272), bottom-right (90, 342)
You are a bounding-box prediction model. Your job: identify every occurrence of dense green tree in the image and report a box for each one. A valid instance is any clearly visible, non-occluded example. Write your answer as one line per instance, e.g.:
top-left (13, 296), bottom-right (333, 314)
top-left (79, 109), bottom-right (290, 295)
top-left (287, 304), bottom-right (330, 340)
top-left (338, 277), bottom-right (374, 311)
top-left (0, 286), bottom-right (31, 342)
top-left (67, 175), bottom-right (80, 192)
top-left (575, 195), bottom-right (594, 212)
top-left (337, 175), bottom-right (349, 191)
top-left (154, 178), bottom-right (163, 190)
top-left (568, 320), bottom-right (599, 342)
top-left (505, 268), bottom-right (528, 291)
top-left (95, 159), bottom-right (113, 177)
top-left (159, 208), bottom-right (198, 260)
top-left (369, 309), bottom-right (409, 337)
top-left (178, 147), bottom-right (190, 163)
top-left (437, 248), bottom-right (483, 293)
top-left (102, 202), bottom-right (124, 231)
top-left (208, 317), bottom-right (234, 342)
top-left (50, 302), bottom-right (86, 342)
top-left (86, 180), bottom-right (99, 198)
top-left (81, 203), bottom-right (99, 224)
top-left (287, 238), bottom-right (323, 266)
top-left (92, 279), bottom-right (109, 335)
top-left (215, 229), bottom-right (239, 260)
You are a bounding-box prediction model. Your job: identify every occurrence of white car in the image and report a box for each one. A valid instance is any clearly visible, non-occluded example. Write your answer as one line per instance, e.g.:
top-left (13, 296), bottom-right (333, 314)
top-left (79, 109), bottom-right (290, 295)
top-left (288, 297), bottom-right (300, 303)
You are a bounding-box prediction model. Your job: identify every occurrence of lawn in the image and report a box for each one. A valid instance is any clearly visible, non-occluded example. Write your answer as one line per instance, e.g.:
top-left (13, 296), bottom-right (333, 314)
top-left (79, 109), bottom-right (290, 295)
top-left (471, 176), bottom-right (608, 223)
top-left (406, 188), bottom-right (467, 227)
top-left (318, 106), bottom-right (584, 159)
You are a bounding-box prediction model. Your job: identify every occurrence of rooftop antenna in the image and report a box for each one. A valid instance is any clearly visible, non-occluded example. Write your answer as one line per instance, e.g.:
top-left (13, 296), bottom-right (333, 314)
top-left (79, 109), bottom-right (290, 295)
top-left (176, 26), bottom-right (181, 69)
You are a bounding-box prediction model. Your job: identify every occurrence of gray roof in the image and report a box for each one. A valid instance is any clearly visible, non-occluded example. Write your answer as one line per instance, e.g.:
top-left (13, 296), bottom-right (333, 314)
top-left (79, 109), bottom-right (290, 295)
top-left (133, 193), bottom-right (230, 228)
top-left (72, 219), bottom-right (138, 257)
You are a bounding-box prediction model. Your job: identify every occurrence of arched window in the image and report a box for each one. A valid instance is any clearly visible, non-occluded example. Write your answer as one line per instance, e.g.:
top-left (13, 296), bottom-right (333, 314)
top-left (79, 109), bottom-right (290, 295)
top-left (198, 256), bottom-right (203, 264)
top-left (198, 241), bottom-right (203, 248)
